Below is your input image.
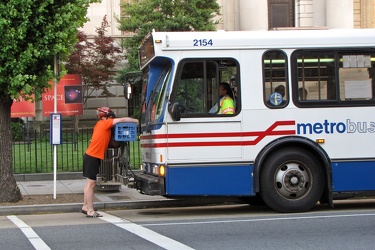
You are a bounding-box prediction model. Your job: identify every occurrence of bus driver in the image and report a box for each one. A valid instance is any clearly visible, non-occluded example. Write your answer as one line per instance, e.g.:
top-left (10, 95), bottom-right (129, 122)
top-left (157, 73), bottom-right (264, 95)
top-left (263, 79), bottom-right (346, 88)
top-left (209, 82), bottom-right (235, 115)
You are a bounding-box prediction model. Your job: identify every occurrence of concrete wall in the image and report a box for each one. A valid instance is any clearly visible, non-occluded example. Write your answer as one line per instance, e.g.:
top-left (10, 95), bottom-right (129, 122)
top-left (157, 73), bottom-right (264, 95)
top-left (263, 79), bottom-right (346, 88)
top-left (298, 0), bottom-right (314, 27)
top-left (216, 0), bottom-right (240, 31)
top-left (312, 0), bottom-right (326, 27)
top-left (326, 0), bottom-right (353, 28)
top-left (358, 0), bottom-right (375, 28)
top-left (82, 0), bottom-right (122, 36)
top-left (239, 0), bottom-right (268, 30)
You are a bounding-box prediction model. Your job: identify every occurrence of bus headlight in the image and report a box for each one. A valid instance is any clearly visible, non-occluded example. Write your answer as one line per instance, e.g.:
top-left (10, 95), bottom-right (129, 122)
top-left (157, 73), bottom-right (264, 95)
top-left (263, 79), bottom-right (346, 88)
top-left (152, 165), bottom-right (158, 175)
top-left (152, 165), bottom-right (166, 177)
top-left (159, 165), bottom-right (165, 177)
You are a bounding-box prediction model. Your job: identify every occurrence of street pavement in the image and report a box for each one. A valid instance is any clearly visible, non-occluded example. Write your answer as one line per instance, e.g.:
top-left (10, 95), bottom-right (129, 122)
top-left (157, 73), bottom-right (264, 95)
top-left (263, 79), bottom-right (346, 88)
top-left (0, 178), bottom-right (188, 216)
top-left (3, 176), bottom-right (375, 217)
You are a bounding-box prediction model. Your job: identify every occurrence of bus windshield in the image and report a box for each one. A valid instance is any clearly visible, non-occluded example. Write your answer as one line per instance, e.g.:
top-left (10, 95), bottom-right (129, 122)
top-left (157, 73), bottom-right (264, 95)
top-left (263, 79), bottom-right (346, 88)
top-left (141, 61), bottom-right (172, 129)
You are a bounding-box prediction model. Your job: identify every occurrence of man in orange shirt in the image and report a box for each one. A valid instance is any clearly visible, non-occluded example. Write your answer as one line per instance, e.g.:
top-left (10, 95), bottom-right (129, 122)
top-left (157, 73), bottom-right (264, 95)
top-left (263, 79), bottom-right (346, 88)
top-left (82, 107), bottom-right (138, 217)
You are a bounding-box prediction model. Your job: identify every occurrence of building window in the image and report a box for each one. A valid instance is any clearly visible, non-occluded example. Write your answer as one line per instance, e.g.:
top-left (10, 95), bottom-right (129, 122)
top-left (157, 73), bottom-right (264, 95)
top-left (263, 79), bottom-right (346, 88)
top-left (268, 0), bottom-right (295, 29)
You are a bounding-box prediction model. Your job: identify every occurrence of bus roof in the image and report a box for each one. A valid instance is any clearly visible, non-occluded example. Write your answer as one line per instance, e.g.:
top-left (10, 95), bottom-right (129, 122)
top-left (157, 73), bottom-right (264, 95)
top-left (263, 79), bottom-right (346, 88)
top-left (151, 29), bottom-right (375, 51)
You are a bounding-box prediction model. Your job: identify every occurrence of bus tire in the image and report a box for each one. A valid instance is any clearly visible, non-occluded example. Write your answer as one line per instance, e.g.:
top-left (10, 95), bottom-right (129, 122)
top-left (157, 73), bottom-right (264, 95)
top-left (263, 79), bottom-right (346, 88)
top-left (260, 147), bottom-right (324, 213)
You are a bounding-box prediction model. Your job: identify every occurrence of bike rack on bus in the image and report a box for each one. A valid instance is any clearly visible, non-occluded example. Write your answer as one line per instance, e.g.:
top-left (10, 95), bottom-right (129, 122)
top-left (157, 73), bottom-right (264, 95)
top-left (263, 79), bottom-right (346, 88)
top-left (96, 142), bottom-right (133, 191)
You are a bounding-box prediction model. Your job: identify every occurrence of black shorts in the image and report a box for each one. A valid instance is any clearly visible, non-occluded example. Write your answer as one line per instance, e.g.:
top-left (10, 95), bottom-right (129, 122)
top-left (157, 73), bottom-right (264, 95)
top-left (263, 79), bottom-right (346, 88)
top-left (83, 153), bottom-right (101, 180)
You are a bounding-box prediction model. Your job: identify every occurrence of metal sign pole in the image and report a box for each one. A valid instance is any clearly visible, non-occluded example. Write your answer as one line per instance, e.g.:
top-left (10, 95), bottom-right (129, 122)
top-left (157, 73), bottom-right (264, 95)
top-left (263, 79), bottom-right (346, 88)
top-left (53, 54), bottom-right (58, 199)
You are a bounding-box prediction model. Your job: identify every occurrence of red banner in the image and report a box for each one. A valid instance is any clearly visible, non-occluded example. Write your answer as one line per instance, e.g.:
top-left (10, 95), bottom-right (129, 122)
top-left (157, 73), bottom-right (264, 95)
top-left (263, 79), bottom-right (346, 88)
top-left (11, 96), bottom-right (36, 118)
top-left (42, 74), bottom-right (83, 116)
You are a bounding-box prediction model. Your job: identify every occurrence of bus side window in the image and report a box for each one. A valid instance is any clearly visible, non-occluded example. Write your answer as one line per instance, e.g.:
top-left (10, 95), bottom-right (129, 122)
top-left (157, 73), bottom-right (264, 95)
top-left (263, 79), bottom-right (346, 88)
top-left (172, 59), bottom-right (240, 117)
top-left (293, 51), bottom-right (337, 104)
top-left (339, 54), bottom-right (375, 101)
top-left (175, 61), bottom-right (206, 115)
top-left (293, 49), bottom-right (375, 106)
top-left (263, 50), bottom-right (288, 108)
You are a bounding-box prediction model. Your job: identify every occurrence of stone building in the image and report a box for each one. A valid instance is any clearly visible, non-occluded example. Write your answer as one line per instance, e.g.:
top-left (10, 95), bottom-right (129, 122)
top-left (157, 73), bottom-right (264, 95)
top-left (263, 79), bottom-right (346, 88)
top-left (216, 0), bottom-right (375, 31)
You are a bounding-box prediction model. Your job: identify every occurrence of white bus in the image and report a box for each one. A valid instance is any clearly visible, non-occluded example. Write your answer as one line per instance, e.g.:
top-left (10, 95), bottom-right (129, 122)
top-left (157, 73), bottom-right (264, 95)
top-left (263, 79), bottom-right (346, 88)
top-left (133, 29), bottom-right (375, 212)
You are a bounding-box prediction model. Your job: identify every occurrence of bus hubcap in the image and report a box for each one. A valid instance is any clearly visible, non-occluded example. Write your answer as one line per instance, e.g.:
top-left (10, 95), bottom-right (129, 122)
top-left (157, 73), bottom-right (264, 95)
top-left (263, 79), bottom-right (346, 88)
top-left (275, 163), bottom-right (311, 199)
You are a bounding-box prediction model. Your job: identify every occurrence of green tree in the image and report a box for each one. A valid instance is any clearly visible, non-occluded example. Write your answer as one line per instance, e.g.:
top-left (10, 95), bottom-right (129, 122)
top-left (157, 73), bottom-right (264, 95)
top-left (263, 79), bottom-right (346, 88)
top-left (66, 15), bottom-right (123, 104)
top-left (117, 0), bottom-right (220, 73)
top-left (0, 0), bottom-right (97, 202)
top-left (66, 15), bottom-right (123, 132)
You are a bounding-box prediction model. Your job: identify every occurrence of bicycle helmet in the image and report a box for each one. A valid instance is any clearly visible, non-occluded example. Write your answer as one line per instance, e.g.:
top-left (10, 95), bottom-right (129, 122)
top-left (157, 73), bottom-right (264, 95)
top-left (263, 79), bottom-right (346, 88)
top-left (97, 107), bottom-right (115, 119)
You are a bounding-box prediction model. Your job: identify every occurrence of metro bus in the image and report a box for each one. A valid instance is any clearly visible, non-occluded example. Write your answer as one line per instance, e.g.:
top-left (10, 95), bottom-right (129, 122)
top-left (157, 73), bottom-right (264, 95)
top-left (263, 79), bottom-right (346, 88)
top-left (132, 28), bottom-right (375, 212)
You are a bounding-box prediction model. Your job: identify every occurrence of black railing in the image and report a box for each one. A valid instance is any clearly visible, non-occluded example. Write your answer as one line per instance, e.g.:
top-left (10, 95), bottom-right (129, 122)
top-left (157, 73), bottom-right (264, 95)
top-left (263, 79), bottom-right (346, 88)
top-left (12, 128), bottom-right (141, 174)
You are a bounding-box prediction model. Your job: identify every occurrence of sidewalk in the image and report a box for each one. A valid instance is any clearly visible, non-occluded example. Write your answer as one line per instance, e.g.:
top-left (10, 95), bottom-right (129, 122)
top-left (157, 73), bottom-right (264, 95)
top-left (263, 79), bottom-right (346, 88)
top-left (16, 179), bottom-right (167, 202)
top-left (0, 179), bottom-right (183, 216)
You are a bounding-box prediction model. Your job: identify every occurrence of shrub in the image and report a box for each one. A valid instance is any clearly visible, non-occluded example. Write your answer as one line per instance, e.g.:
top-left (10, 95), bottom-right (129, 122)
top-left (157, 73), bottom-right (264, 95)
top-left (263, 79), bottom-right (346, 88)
top-left (11, 121), bottom-right (25, 141)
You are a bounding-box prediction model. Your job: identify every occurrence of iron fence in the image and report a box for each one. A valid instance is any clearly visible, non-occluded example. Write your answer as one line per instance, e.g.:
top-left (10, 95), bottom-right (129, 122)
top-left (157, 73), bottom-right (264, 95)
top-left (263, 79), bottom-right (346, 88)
top-left (12, 128), bottom-right (141, 174)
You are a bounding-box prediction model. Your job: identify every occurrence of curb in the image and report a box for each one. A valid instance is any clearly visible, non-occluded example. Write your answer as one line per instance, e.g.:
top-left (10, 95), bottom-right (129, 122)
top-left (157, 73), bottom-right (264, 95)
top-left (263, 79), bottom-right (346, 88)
top-left (0, 198), bottom-right (243, 216)
top-left (0, 200), bottom-right (177, 216)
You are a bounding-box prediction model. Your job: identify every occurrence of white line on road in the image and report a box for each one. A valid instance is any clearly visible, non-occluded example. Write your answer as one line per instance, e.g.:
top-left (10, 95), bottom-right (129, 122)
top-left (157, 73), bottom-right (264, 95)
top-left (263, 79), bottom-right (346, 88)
top-left (140, 212), bottom-right (375, 226)
top-left (7, 215), bottom-right (51, 250)
top-left (99, 212), bottom-right (194, 250)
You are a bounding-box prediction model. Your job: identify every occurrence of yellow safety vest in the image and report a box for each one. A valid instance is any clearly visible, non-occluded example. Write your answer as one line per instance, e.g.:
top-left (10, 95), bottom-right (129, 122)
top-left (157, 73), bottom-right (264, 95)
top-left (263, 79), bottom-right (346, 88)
top-left (219, 96), bottom-right (235, 114)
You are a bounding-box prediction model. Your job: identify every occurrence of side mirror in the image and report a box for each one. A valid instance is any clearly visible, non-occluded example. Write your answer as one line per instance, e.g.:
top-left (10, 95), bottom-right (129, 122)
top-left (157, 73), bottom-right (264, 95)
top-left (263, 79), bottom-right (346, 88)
top-left (124, 83), bottom-right (132, 100)
top-left (168, 102), bottom-right (181, 121)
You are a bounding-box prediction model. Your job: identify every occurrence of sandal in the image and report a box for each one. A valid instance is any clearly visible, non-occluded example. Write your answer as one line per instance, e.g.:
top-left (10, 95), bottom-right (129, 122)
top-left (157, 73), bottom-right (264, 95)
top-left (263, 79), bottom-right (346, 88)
top-left (86, 211), bottom-right (103, 218)
top-left (81, 209), bottom-right (87, 215)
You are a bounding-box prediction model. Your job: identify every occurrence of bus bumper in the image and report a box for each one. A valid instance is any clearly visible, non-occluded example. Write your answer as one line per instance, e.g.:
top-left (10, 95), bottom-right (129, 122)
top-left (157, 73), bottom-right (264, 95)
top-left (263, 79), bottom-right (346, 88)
top-left (133, 172), bottom-right (165, 196)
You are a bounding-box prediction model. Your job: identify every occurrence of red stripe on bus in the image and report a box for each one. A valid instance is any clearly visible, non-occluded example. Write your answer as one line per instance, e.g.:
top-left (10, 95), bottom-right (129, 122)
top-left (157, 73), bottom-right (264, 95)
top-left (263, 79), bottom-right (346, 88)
top-left (141, 130), bottom-right (295, 148)
top-left (140, 120), bottom-right (296, 140)
top-left (140, 121), bottom-right (296, 148)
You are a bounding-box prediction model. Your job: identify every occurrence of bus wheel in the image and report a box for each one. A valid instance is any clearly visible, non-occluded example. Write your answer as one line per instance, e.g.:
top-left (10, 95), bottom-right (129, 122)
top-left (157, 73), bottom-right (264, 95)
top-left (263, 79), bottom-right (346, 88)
top-left (260, 147), bottom-right (324, 213)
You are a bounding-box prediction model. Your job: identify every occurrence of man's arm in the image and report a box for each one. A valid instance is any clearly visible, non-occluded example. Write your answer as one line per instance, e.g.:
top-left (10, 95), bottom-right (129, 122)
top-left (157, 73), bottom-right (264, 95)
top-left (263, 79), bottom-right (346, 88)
top-left (112, 117), bottom-right (139, 126)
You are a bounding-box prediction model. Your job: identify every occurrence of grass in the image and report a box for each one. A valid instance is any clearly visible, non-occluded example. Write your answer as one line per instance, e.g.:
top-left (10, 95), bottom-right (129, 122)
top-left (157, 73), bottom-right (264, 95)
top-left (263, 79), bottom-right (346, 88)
top-left (12, 135), bottom-right (141, 174)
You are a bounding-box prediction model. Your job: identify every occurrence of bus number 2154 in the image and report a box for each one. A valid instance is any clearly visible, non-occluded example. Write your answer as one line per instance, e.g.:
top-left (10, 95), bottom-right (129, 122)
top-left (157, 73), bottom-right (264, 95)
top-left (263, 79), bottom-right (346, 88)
top-left (193, 39), bottom-right (213, 46)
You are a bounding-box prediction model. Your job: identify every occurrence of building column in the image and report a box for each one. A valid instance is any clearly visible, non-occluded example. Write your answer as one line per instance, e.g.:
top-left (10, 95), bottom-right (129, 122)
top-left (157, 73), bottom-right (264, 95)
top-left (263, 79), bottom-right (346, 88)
top-left (215, 0), bottom-right (224, 30)
top-left (298, 0), bottom-right (314, 27)
top-left (325, 0), bottom-right (353, 28)
top-left (360, 0), bottom-right (375, 28)
top-left (220, 0), bottom-right (240, 31)
top-left (313, 0), bottom-right (326, 27)
top-left (239, 0), bottom-right (268, 30)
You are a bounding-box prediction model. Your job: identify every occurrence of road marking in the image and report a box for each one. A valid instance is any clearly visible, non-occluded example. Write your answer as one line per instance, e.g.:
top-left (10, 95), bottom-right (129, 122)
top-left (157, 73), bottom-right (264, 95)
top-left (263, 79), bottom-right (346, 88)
top-left (140, 212), bottom-right (375, 226)
top-left (7, 215), bottom-right (51, 250)
top-left (99, 212), bottom-right (194, 250)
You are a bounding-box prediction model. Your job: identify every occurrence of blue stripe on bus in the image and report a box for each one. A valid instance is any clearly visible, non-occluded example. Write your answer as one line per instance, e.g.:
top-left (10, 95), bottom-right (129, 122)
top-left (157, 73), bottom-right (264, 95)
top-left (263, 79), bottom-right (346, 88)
top-left (332, 161), bottom-right (375, 192)
top-left (166, 164), bottom-right (254, 196)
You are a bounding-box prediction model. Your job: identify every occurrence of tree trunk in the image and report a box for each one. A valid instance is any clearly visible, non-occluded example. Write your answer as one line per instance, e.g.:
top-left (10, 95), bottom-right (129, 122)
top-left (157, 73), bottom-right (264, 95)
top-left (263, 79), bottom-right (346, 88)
top-left (73, 115), bottom-right (80, 133)
top-left (0, 93), bottom-right (22, 202)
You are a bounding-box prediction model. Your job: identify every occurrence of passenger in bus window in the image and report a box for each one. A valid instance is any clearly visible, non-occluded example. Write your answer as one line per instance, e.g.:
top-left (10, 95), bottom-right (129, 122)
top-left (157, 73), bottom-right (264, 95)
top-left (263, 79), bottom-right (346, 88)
top-left (209, 82), bottom-right (235, 114)
top-left (298, 87), bottom-right (308, 100)
top-left (268, 85), bottom-right (286, 106)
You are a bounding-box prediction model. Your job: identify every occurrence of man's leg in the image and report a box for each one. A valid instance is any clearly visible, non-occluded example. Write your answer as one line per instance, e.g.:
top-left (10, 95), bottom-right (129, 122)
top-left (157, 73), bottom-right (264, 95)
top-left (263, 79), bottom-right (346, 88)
top-left (84, 178), bottom-right (97, 216)
top-left (82, 181), bottom-right (89, 213)
top-left (82, 154), bottom-right (102, 217)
